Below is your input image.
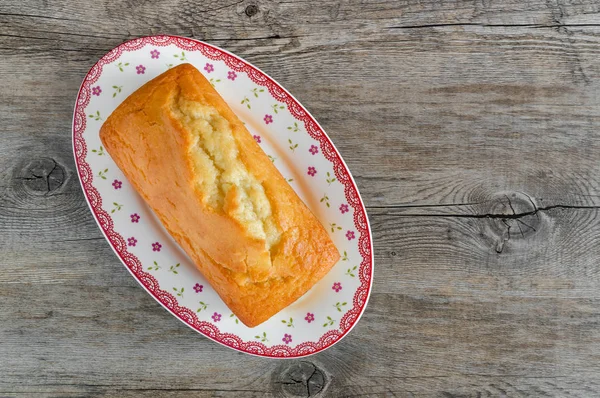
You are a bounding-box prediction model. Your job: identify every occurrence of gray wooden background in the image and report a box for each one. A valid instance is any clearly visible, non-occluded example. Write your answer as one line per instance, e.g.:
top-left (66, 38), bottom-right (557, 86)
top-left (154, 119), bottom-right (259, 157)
top-left (3, 0), bottom-right (600, 396)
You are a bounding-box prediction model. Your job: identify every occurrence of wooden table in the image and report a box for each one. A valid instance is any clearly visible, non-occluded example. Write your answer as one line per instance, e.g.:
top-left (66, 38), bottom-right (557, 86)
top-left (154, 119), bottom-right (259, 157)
top-left (3, 0), bottom-right (600, 396)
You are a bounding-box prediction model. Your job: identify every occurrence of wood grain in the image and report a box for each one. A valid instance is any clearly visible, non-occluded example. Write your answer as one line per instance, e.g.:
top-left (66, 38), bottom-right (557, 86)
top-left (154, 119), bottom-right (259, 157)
top-left (4, 0), bottom-right (600, 396)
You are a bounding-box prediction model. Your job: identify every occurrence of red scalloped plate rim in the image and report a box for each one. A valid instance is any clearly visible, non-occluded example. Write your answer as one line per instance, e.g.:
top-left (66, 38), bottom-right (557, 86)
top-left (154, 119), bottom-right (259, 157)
top-left (72, 35), bottom-right (373, 358)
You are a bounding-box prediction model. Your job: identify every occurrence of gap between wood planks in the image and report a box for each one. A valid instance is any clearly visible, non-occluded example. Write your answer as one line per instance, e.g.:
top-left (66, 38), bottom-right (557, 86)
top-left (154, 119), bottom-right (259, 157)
top-left (368, 203), bottom-right (600, 219)
top-left (388, 23), bottom-right (600, 29)
top-left (35, 202), bottom-right (600, 244)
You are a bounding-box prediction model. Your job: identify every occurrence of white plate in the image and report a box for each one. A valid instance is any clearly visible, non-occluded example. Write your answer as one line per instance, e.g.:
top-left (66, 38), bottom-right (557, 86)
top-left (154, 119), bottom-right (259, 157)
top-left (72, 35), bottom-right (373, 358)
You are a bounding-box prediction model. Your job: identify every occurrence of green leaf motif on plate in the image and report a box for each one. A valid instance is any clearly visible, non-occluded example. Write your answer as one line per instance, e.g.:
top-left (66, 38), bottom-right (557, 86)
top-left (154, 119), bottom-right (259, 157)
top-left (254, 331), bottom-right (268, 342)
top-left (112, 85), bottom-right (122, 98)
top-left (288, 139), bottom-right (298, 152)
top-left (88, 110), bottom-right (102, 121)
top-left (116, 62), bottom-right (129, 72)
top-left (91, 146), bottom-right (105, 156)
top-left (169, 263), bottom-right (180, 274)
top-left (251, 87), bottom-right (264, 98)
top-left (287, 122), bottom-right (300, 132)
top-left (241, 96), bottom-right (251, 109)
top-left (111, 202), bottom-right (123, 213)
top-left (346, 265), bottom-right (357, 277)
top-left (281, 317), bottom-right (294, 328)
top-left (326, 171), bottom-right (336, 185)
top-left (271, 103), bottom-right (285, 114)
top-left (173, 51), bottom-right (187, 61)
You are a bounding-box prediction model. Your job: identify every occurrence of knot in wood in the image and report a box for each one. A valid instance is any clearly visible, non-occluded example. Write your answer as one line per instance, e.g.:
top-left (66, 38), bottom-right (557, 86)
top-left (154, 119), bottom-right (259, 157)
top-left (484, 192), bottom-right (541, 253)
top-left (18, 157), bottom-right (65, 195)
top-left (276, 361), bottom-right (326, 397)
top-left (245, 4), bottom-right (259, 17)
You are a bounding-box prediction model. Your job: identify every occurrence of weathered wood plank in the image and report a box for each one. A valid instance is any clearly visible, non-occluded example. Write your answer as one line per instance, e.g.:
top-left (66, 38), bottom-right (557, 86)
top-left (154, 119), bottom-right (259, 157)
top-left (4, 207), bottom-right (600, 394)
top-left (6, 24), bottom-right (600, 207)
top-left (5, 0), bottom-right (600, 396)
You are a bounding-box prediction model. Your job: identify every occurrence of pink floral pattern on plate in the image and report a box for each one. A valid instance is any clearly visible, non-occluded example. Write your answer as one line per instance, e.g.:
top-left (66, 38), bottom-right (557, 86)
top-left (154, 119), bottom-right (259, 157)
top-left (72, 35), bottom-right (373, 359)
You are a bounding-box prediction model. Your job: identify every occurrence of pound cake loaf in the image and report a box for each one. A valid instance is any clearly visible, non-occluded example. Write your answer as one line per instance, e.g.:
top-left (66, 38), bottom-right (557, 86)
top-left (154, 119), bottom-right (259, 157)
top-left (100, 63), bottom-right (340, 327)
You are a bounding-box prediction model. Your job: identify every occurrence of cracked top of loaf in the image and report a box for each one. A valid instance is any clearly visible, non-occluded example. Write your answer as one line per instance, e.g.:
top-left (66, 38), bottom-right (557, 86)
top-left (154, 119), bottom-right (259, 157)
top-left (99, 63), bottom-right (340, 327)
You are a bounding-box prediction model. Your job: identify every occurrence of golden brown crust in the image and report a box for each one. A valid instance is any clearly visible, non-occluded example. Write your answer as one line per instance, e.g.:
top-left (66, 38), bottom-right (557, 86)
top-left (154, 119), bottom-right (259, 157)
top-left (100, 63), bottom-right (340, 327)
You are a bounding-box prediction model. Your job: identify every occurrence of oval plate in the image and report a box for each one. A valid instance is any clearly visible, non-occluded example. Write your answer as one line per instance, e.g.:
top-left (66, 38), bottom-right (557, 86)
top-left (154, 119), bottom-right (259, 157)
top-left (72, 35), bottom-right (373, 358)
